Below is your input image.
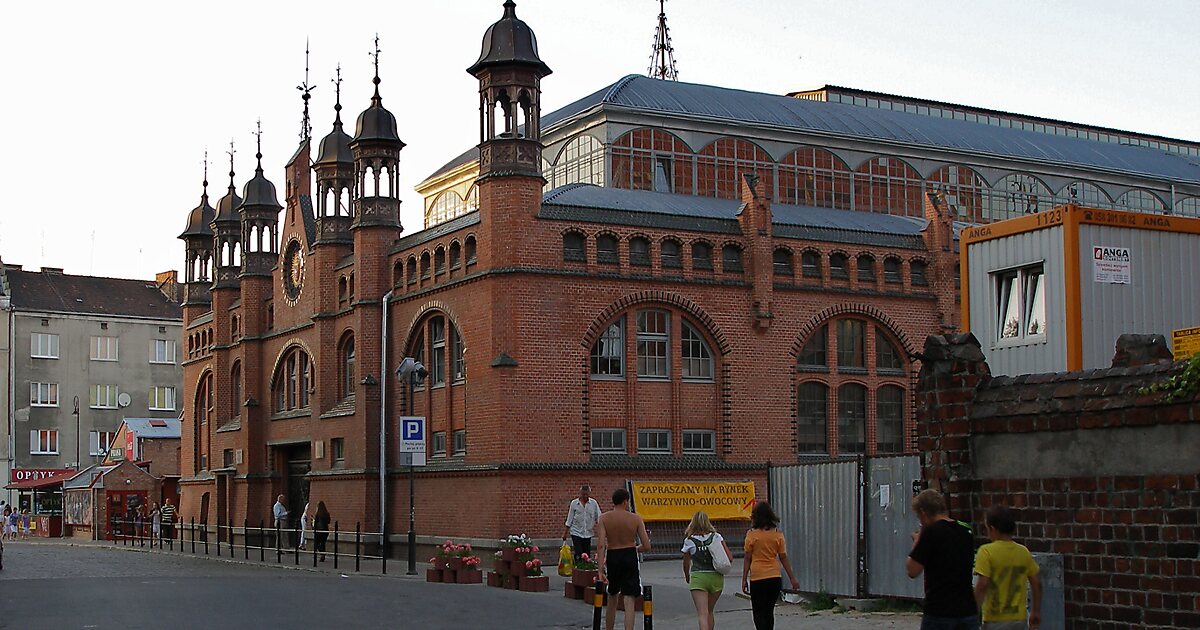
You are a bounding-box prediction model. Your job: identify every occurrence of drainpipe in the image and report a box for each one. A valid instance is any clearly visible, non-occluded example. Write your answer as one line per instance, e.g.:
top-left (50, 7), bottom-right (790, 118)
top-left (379, 289), bottom-right (393, 548)
top-left (6, 301), bottom-right (14, 503)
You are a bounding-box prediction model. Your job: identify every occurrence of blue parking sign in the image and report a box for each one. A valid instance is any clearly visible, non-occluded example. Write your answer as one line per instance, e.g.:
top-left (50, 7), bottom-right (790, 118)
top-left (399, 416), bottom-right (425, 453)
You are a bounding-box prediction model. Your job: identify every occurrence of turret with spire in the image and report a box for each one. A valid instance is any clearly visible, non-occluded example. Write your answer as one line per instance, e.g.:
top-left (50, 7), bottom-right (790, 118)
top-left (314, 64), bottom-right (355, 244)
top-left (350, 35), bottom-right (404, 231)
top-left (179, 153), bottom-right (215, 306)
top-left (237, 121), bottom-right (283, 277)
top-left (211, 143), bottom-right (243, 289)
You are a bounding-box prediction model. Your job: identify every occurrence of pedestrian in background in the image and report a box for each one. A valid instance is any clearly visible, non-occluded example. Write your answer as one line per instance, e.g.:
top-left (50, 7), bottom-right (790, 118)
top-left (11, 508), bottom-right (23, 541)
top-left (562, 484), bottom-right (601, 560)
top-left (974, 505), bottom-right (1041, 630)
top-left (907, 489), bottom-right (979, 630)
top-left (160, 498), bottom-right (177, 542)
top-left (313, 502), bottom-right (331, 562)
top-left (741, 501), bottom-right (800, 630)
top-left (2, 506), bottom-right (10, 540)
top-left (298, 500), bottom-right (311, 551)
top-left (682, 511), bottom-right (732, 630)
top-left (273, 495), bottom-right (289, 547)
top-left (150, 503), bottom-right (162, 542)
top-left (134, 504), bottom-right (147, 541)
top-left (21, 509), bottom-right (31, 540)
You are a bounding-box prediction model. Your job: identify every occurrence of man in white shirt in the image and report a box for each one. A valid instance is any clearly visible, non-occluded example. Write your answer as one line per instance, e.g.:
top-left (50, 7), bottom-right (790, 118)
top-left (563, 484), bottom-right (602, 560)
top-left (273, 495), bottom-right (289, 548)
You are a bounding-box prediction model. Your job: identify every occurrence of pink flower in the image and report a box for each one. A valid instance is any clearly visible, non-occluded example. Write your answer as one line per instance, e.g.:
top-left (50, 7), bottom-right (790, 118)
top-left (580, 553), bottom-right (590, 561)
top-left (532, 546), bottom-right (540, 552)
top-left (525, 560), bottom-right (533, 569)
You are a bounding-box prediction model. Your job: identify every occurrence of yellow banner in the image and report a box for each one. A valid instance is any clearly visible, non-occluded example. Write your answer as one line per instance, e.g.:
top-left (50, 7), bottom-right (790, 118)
top-left (1174, 326), bottom-right (1200, 361)
top-left (630, 481), bottom-right (755, 522)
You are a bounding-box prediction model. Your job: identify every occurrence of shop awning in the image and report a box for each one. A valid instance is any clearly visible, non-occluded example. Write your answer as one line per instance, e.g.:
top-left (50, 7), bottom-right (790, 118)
top-left (5, 471), bottom-right (74, 489)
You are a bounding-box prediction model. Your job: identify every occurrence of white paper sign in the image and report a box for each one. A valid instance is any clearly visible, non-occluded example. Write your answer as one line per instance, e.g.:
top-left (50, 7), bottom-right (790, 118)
top-left (1092, 245), bottom-right (1131, 284)
top-left (878, 484), bottom-right (891, 508)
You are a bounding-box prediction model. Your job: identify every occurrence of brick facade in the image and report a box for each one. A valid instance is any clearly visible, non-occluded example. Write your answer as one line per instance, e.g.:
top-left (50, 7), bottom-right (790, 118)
top-left (916, 333), bottom-right (1200, 629)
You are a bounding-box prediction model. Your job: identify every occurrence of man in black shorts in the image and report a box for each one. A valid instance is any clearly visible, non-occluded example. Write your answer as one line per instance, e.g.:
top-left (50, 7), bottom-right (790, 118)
top-left (596, 488), bottom-right (651, 630)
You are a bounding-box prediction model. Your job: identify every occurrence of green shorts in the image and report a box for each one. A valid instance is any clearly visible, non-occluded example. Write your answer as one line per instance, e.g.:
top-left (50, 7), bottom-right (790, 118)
top-left (688, 571), bottom-right (724, 593)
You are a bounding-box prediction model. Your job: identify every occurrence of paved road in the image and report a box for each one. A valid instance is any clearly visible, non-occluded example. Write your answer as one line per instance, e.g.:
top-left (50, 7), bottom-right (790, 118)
top-left (0, 541), bottom-right (918, 629)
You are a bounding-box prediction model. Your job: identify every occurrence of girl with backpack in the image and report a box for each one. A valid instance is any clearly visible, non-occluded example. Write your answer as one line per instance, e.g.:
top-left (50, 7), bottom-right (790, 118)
top-left (682, 511), bottom-right (734, 630)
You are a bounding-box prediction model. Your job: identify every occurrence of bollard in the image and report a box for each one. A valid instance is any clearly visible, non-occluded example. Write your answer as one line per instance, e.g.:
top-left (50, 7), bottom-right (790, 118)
top-left (355, 523), bottom-right (361, 573)
top-left (643, 584), bottom-right (653, 630)
top-left (592, 579), bottom-right (605, 630)
top-left (190, 518), bottom-right (196, 554)
top-left (276, 522), bottom-right (282, 564)
top-left (333, 522), bottom-right (339, 570)
top-left (203, 523), bottom-right (209, 555)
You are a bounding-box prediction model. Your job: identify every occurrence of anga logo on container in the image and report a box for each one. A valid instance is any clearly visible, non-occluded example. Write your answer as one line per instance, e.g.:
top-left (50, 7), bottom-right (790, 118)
top-left (630, 481), bottom-right (755, 522)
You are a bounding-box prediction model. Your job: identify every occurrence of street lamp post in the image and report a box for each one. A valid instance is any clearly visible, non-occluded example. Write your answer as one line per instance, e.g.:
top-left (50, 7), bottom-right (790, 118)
top-left (395, 357), bottom-right (426, 576)
top-left (72, 396), bottom-right (80, 469)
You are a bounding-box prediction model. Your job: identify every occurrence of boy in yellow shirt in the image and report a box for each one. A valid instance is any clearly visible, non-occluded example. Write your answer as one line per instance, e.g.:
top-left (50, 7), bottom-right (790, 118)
top-left (974, 505), bottom-right (1042, 630)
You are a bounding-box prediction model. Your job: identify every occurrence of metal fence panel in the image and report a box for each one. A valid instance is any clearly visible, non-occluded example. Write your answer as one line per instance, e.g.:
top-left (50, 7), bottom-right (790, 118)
top-left (769, 460), bottom-right (858, 597)
top-left (865, 455), bottom-right (924, 599)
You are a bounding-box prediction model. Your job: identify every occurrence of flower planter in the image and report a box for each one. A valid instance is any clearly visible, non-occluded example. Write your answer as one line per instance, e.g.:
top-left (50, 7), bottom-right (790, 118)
top-left (487, 572), bottom-right (502, 588)
top-left (520, 575), bottom-right (550, 592)
top-left (502, 574), bottom-right (519, 590)
top-left (457, 569), bottom-right (483, 584)
top-left (571, 569), bottom-right (598, 587)
top-left (425, 569), bottom-right (442, 583)
top-left (501, 547), bottom-right (518, 562)
top-left (433, 557), bottom-right (450, 570)
top-left (448, 557), bottom-right (464, 571)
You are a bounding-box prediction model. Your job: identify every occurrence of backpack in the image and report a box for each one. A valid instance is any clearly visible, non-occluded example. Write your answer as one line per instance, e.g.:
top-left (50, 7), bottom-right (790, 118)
top-left (692, 534), bottom-right (733, 575)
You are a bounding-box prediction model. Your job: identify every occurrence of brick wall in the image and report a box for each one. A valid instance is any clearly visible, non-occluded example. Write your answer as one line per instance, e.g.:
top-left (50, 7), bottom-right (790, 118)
top-left (916, 333), bottom-right (1200, 630)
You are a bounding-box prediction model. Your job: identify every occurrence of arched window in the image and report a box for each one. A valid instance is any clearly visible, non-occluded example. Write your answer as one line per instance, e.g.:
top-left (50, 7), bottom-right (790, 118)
top-left (876, 385), bottom-right (905, 454)
top-left (430, 317), bottom-right (447, 387)
top-left (778, 147), bottom-right (852, 210)
top-left (910, 260), bottom-right (929, 286)
top-left (853, 156), bottom-right (923, 216)
top-left (596, 234), bottom-right (619, 265)
top-left (629, 237), bottom-right (651, 267)
top-left (927, 165), bottom-right (988, 223)
top-left (406, 257), bottom-right (417, 285)
top-left (410, 330), bottom-right (426, 391)
top-left (984, 173), bottom-right (1054, 221)
top-left (426, 190), bottom-right (467, 227)
top-left (231, 315), bottom-right (240, 341)
top-left (1115, 189), bottom-right (1167, 214)
top-left (797, 381), bottom-right (828, 454)
top-left (230, 362), bottom-right (242, 420)
top-left (393, 261), bottom-right (403, 287)
top-left (340, 335), bottom-right (356, 400)
top-left (857, 255), bottom-right (876, 283)
top-left (451, 328), bottom-right (465, 382)
top-left (696, 138), bottom-right (773, 200)
top-left (563, 231), bottom-right (586, 262)
top-left (1177, 197), bottom-right (1200, 218)
top-left (272, 347), bottom-right (312, 413)
top-left (883, 257), bottom-right (902, 284)
top-left (449, 242), bottom-right (462, 270)
top-left (610, 128), bottom-right (694, 194)
top-left (266, 305), bottom-right (274, 330)
top-left (435, 247), bottom-right (446, 275)
top-left (681, 322), bottom-right (713, 380)
top-left (194, 372), bottom-right (213, 472)
top-left (1057, 181), bottom-right (1112, 209)
top-left (721, 244), bottom-right (743, 273)
top-left (420, 252), bottom-right (431, 279)
top-left (837, 383), bottom-right (867, 454)
top-left (691, 242), bottom-right (713, 271)
top-left (830, 253), bottom-right (849, 280)
top-left (547, 134), bottom-right (606, 189)
top-left (338, 277), bottom-right (348, 306)
top-left (660, 239), bottom-right (682, 269)
top-left (795, 318), bottom-right (909, 457)
top-left (801, 250), bottom-right (822, 279)
top-left (773, 248), bottom-right (794, 276)
top-left (409, 315), bottom-right (464, 390)
top-left (465, 236), bottom-right (477, 265)
top-left (590, 320), bottom-right (624, 377)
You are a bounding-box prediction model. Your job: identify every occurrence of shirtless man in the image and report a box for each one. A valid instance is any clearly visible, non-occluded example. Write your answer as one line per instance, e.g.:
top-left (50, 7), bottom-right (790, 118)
top-left (595, 488), bottom-right (651, 630)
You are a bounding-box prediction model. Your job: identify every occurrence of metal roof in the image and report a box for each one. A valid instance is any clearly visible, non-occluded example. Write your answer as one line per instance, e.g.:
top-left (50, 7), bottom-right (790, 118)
top-left (123, 418), bottom-right (182, 439)
top-left (5, 269), bottom-right (182, 319)
top-left (539, 184), bottom-right (935, 249)
top-left (425, 75), bottom-right (1200, 185)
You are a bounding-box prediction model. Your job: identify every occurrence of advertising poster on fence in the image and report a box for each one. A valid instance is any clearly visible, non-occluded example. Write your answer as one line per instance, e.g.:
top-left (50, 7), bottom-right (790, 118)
top-left (630, 481), bottom-right (755, 522)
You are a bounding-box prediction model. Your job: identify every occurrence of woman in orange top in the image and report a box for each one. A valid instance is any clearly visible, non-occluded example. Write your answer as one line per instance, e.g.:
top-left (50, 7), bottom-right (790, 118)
top-left (741, 501), bottom-right (800, 630)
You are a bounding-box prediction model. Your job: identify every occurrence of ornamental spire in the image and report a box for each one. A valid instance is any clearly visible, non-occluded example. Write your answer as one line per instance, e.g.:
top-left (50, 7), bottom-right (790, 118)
top-left (647, 0), bottom-right (679, 81)
top-left (297, 39), bottom-right (316, 142)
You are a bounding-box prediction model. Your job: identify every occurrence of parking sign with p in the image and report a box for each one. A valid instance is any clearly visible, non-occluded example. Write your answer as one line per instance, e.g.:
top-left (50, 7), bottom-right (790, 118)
top-left (399, 416), bottom-right (425, 453)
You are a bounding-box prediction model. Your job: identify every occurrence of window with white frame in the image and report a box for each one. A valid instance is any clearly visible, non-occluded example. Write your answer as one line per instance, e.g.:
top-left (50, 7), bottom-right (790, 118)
top-left (89, 430), bottom-right (118, 456)
top-left (30, 382), bottom-right (59, 407)
top-left (590, 320), bottom-right (624, 377)
top-left (91, 336), bottom-right (119, 361)
top-left (90, 384), bottom-right (119, 409)
top-left (591, 429), bottom-right (626, 453)
top-left (430, 318), bottom-right (446, 387)
top-left (30, 429), bottom-right (58, 455)
top-left (432, 431), bottom-right (447, 456)
top-left (149, 386), bottom-right (176, 411)
top-left (681, 322), bottom-right (713, 380)
top-left (451, 329), bottom-right (465, 383)
top-left (636, 310), bottom-right (670, 378)
top-left (682, 429), bottom-right (715, 453)
top-left (995, 264), bottom-right (1046, 341)
top-left (637, 429), bottom-right (671, 453)
top-left (452, 430), bottom-right (466, 455)
top-left (150, 339), bottom-right (176, 364)
top-left (31, 333), bottom-right (59, 359)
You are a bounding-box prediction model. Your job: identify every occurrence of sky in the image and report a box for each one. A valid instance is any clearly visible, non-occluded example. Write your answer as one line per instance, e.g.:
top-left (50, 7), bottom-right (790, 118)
top-left (0, 0), bottom-right (1197, 281)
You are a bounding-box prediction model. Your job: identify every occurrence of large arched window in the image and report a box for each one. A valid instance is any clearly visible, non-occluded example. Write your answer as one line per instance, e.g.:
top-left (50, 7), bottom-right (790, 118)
top-left (778, 147), bottom-right (852, 210)
top-left (1115, 189), bottom-right (1167, 214)
top-left (589, 308), bottom-right (719, 383)
top-left (408, 315), bottom-right (465, 389)
top-left (927, 165), bottom-right (988, 223)
top-left (1056, 181), bottom-right (1113, 209)
top-left (194, 372), bottom-right (213, 472)
top-left (426, 190), bottom-right (468, 227)
top-left (547, 134), bottom-right (605, 189)
top-left (272, 347), bottom-right (312, 413)
top-left (853, 156), bottom-right (923, 216)
top-left (610, 128), bottom-right (694, 194)
top-left (340, 335), bottom-right (356, 400)
top-left (681, 322), bottom-right (714, 380)
top-left (696, 138), bottom-right (773, 200)
top-left (1177, 197), bottom-right (1200, 218)
top-left (794, 319), bottom-right (909, 457)
top-left (984, 173), bottom-right (1054, 221)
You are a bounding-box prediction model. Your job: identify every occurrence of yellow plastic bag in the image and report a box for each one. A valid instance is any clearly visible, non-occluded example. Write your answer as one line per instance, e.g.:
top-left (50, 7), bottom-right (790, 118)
top-left (558, 543), bottom-right (574, 577)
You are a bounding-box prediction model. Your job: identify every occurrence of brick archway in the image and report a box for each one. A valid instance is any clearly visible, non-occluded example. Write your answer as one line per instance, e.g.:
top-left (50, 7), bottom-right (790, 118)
top-left (790, 303), bottom-right (918, 359)
top-left (580, 290), bottom-right (731, 355)
top-left (401, 301), bottom-right (466, 351)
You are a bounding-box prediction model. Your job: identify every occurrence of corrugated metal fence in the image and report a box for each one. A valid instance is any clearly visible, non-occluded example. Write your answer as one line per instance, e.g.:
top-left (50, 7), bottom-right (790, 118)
top-left (770, 456), bottom-right (922, 599)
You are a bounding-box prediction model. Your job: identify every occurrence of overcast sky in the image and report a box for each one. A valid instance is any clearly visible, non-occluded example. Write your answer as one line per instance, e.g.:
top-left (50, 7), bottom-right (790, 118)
top-left (1, 0), bottom-right (1197, 281)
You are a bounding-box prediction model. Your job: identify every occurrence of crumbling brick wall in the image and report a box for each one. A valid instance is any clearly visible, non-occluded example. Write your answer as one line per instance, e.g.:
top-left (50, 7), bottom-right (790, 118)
top-left (916, 333), bottom-right (1199, 630)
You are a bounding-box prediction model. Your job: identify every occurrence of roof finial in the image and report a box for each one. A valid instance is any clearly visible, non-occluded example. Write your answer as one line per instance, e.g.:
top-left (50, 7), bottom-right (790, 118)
top-left (297, 39), bottom-right (316, 142)
top-left (202, 148), bottom-right (210, 201)
top-left (503, 0), bottom-right (516, 16)
top-left (370, 33), bottom-right (382, 102)
top-left (226, 139), bottom-right (236, 191)
top-left (253, 119), bottom-right (264, 173)
top-left (332, 64), bottom-right (343, 124)
top-left (647, 0), bottom-right (679, 81)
